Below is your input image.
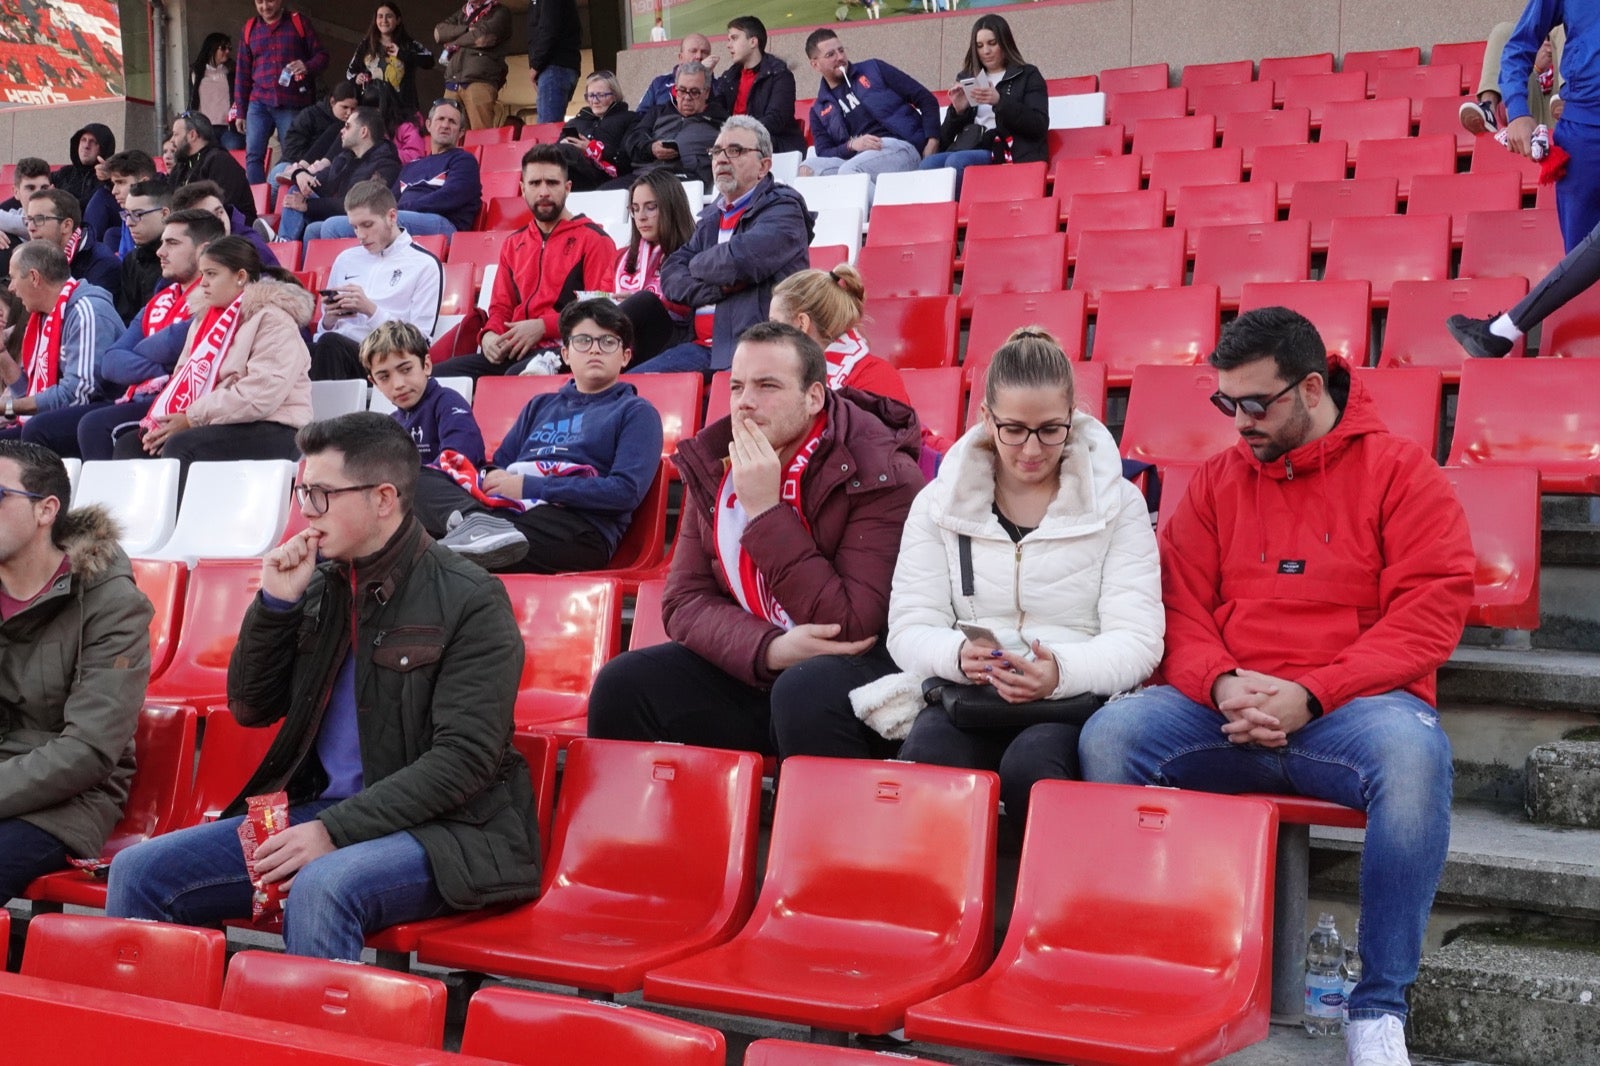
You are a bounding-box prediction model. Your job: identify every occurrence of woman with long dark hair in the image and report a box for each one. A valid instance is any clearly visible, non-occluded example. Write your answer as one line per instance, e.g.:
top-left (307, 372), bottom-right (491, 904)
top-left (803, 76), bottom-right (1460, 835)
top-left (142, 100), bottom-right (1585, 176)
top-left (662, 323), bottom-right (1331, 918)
top-left (919, 14), bottom-right (1048, 193)
top-left (347, 2), bottom-right (436, 115)
top-left (188, 33), bottom-right (245, 150)
top-left (615, 169), bottom-right (698, 367)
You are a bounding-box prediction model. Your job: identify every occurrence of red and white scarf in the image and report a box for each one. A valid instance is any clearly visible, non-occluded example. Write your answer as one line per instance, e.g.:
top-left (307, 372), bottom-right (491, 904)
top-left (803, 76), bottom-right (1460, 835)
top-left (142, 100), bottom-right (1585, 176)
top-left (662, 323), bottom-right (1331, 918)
top-left (824, 328), bottom-right (870, 391)
top-left (142, 279), bottom-right (198, 337)
top-left (140, 295), bottom-right (243, 432)
top-left (20, 277), bottom-right (79, 400)
top-left (61, 226), bottom-right (83, 266)
top-left (614, 240), bottom-right (663, 297)
top-left (714, 412), bottom-right (827, 629)
top-left (440, 0), bottom-right (499, 63)
top-left (435, 449), bottom-right (595, 512)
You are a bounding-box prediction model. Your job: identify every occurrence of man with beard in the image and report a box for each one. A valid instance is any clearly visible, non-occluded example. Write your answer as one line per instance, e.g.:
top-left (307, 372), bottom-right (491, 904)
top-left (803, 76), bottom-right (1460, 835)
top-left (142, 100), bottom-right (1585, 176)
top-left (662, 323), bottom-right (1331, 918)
top-left (170, 111), bottom-right (257, 222)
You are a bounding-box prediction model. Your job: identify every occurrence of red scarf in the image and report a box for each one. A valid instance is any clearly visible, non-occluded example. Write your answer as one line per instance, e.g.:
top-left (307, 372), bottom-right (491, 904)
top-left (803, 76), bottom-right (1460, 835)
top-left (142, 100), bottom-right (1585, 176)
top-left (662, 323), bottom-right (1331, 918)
top-left (140, 295), bottom-right (243, 432)
top-left (714, 411), bottom-right (827, 628)
top-left (435, 449), bottom-right (596, 512)
top-left (142, 279), bottom-right (198, 337)
top-left (824, 329), bottom-right (870, 391)
top-left (441, 0), bottom-right (499, 62)
top-left (20, 278), bottom-right (79, 399)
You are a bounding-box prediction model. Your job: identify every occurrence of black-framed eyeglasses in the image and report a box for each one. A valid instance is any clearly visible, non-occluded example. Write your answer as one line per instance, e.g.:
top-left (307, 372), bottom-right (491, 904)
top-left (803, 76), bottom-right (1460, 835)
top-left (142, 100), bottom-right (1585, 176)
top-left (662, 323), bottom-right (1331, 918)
top-left (674, 86), bottom-right (706, 98)
top-left (0, 484), bottom-right (45, 505)
top-left (566, 332), bottom-right (624, 353)
top-left (120, 206), bottom-right (165, 223)
top-left (991, 420), bottom-right (1071, 447)
top-left (708, 144), bottom-right (763, 161)
top-left (293, 481), bottom-right (379, 515)
top-left (1209, 372), bottom-right (1312, 419)
top-left (23, 215), bottom-right (64, 227)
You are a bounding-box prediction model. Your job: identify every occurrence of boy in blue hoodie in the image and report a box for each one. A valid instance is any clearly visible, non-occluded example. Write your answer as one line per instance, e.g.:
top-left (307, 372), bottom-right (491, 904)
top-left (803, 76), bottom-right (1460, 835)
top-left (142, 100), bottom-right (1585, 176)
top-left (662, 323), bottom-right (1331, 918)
top-left (362, 321), bottom-right (483, 467)
top-left (422, 299), bottom-right (664, 573)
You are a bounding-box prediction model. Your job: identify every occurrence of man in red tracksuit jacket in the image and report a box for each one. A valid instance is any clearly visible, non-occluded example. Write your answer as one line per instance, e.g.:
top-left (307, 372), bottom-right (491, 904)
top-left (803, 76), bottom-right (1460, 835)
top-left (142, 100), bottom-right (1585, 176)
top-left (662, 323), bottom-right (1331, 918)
top-left (1080, 307), bottom-right (1474, 1066)
top-left (449, 143), bottom-right (615, 379)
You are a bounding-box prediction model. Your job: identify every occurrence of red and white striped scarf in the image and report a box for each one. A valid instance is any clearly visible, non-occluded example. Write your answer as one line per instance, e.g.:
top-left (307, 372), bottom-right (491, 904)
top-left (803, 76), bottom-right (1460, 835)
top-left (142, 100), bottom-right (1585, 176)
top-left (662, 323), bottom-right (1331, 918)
top-left (714, 411), bottom-right (827, 628)
top-left (20, 278), bottom-right (79, 399)
top-left (823, 328), bottom-right (870, 391)
top-left (140, 295), bottom-right (243, 432)
top-left (435, 449), bottom-right (596, 512)
top-left (142, 279), bottom-right (198, 337)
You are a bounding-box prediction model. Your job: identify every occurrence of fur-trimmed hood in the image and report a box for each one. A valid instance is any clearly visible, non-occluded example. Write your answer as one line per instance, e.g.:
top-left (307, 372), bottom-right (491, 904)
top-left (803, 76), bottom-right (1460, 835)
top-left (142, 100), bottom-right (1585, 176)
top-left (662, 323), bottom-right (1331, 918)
top-left (55, 504), bottom-right (130, 587)
top-left (240, 277), bottom-right (316, 329)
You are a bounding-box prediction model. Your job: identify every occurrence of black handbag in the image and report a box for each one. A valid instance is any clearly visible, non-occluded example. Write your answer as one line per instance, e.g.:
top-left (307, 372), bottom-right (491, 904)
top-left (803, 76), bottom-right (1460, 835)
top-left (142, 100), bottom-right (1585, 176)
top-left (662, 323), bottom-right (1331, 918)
top-left (947, 120), bottom-right (993, 153)
top-left (923, 535), bottom-right (1106, 731)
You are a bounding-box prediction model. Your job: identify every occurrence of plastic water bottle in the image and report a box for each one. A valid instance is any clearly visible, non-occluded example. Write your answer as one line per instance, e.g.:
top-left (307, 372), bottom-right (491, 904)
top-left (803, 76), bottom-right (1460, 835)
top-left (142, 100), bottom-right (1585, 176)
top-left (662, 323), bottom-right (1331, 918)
top-left (1341, 919), bottom-right (1362, 1025)
top-left (1302, 913), bottom-right (1345, 1036)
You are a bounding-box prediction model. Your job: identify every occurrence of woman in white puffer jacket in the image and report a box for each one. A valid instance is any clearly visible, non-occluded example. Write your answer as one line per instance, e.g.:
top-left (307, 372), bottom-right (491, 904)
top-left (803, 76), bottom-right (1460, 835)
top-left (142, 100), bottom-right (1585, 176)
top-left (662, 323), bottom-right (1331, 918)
top-left (886, 327), bottom-right (1164, 821)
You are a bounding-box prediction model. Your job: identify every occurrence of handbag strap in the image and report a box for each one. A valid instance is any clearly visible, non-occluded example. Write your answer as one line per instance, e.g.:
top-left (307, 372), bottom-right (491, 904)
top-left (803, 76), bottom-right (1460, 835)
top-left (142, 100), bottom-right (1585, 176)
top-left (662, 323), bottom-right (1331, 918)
top-left (958, 534), bottom-right (975, 597)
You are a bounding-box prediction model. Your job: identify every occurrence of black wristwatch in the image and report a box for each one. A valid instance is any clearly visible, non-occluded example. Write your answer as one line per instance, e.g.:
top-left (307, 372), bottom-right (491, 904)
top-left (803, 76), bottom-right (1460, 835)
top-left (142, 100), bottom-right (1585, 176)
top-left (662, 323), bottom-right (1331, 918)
top-left (1305, 691), bottom-right (1325, 719)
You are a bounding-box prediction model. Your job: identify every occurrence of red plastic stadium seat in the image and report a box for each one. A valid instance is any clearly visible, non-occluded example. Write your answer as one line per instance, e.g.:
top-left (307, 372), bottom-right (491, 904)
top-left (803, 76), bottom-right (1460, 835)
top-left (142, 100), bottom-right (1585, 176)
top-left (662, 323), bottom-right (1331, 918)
top-left (1281, 71), bottom-right (1368, 126)
top-left (856, 240), bottom-right (957, 298)
top-left (900, 367), bottom-right (965, 443)
top-left (1181, 59), bottom-right (1254, 89)
top-left (1191, 219), bottom-right (1311, 308)
top-left (1431, 40), bottom-right (1487, 94)
top-left (462, 125), bottom-right (517, 148)
top-left (1173, 180), bottom-right (1276, 255)
top-left (1120, 364), bottom-right (1235, 469)
top-left (968, 352), bottom-right (1105, 430)
top-left (1146, 146), bottom-right (1243, 214)
top-left (183, 712), bottom-right (281, 826)
top-left (1248, 139), bottom-right (1345, 207)
top-left (808, 245), bottom-right (849, 272)
top-left (957, 161), bottom-right (1047, 224)
top-left (1448, 358), bottom-right (1600, 493)
top-left (1049, 155), bottom-right (1142, 208)
top-left (521, 121), bottom-right (565, 145)
top-left (861, 294), bottom-right (959, 369)
top-left (865, 202), bottom-right (958, 247)
top-left (479, 168), bottom-right (522, 204)
top-left (1070, 228), bottom-right (1185, 310)
top-left (1100, 63), bottom-right (1169, 95)
top-left (249, 183), bottom-right (270, 216)
top-left (962, 197), bottom-right (1058, 243)
top-left (1378, 277), bottom-right (1530, 379)
top-left (1045, 125), bottom-right (1126, 172)
top-left (704, 371), bottom-right (731, 426)
top-left (1351, 367), bottom-right (1444, 454)
top-left (1130, 115), bottom-right (1216, 173)
top-left (1351, 134), bottom-right (1456, 199)
top-left (1470, 135), bottom-right (1542, 194)
top-left (21, 913), bottom-right (226, 1008)
top-left (1444, 465), bottom-right (1543, 629)
top-left (965, 290), bottom-right (1088, 383)
top-left (1458, 208), bottom-right (1563, 285)
top-left (1191, 81), bottom-right (1276, 135)
top-left (958, 234), bottom-right (1066, 316)
top-left (478, 140), bottom-right (529, 174)
top-left (1416, 94), bottom-right (1477, 156)
top-left (1105, 87), bottom-right (1188, 133)
top-left (1343, 45), bottom-right (1422, 76)
top-left (419, 739), bottom-right (761, 992)
top-left (1156, 463), bottom-right (1200, 535)
top-left (1063, 189), bottom-right (1165, 261)
top-left (448, 229), bottom-right (519, 285)
top-left (1093, 285), bottom-right (1221, 386)
top-left (436, 261), bottom-right (476, 318)
top-left (746, 1040), bottom-right (936, 1064)
top-left (483, 195), bottom-right (532, 230)
top-left (1259, 53), bottom-right (1334, 103)
top-left (1540, 282), bottom-right (1600, 358)
top-left (1288, 177), bottom-right (1398, 252)
top-left (131, 558), bottom-right (186, 680)
top-left (300, 238), bottom-right (358, 280)
top-left (1371, 64), bottom-right (1463, 123)
top-left (627, 578), bottom-right (669, 650)
top-left (1323, 213), bottom-right (1451, 305)
top-left (643, 758), bottom-right (998, 1036)
top-left (1407, 171), bottom-right (1523, 245)
top-left (1046, 75), bottom-right (1098, 95)
top-left (1239, 280), bottom-right (1372, 366)
top-left (498, 575), bottom-right (619, 733)
top-left (905, 782), bottom-right (1277, 1066)
top-left (143, 560), bottom-right (263, 706)
top-left (1319, 98), bottom-right (1412, 165)
top-left (220, 951), bottom-right (447, 1046)
top-left (461, 986), bottom-right (724, 1066)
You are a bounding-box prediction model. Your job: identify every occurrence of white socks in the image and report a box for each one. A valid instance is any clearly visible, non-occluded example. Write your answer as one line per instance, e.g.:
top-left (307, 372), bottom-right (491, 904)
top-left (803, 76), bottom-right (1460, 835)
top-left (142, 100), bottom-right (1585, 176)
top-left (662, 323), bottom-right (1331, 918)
top-left (1489, 313), bottom-right (1523, 342)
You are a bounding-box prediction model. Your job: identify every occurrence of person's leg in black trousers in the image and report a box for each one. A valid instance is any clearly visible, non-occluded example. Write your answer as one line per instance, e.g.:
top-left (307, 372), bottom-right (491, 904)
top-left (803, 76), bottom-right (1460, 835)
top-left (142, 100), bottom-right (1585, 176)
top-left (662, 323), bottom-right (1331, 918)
top-left (19, 402), bottom-right (108, 458)
top-left (587, 642), bottom-right (775, 753)
top-left (768, 645), bottom-right (905, 760)
top-left (114, 421), bottom-right (300, 493)
top-left (618, 291), bottom-right (691, 368)
top-left (413, 467), bottom-right (613, 572)
top-left (78, 399), bottom-right (153, 460)
top-left (310, 333), bottom-right (366, 380)
top-left (996, 721), bottom-right (1082, 824)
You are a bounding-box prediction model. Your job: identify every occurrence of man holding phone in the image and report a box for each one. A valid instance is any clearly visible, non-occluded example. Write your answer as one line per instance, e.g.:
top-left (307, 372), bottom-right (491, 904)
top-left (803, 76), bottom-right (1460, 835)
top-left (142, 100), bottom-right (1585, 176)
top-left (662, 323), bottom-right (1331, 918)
top-left (309, 180), bottom-right (443, 381)
top-left (621, 61), bottom-right (725, 185)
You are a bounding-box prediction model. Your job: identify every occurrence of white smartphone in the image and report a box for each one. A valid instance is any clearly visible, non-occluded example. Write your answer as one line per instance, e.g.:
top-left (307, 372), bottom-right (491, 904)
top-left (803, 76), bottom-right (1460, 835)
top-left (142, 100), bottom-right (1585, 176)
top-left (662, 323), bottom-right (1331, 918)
top-left (957, 621), bottom-right (1032, 659)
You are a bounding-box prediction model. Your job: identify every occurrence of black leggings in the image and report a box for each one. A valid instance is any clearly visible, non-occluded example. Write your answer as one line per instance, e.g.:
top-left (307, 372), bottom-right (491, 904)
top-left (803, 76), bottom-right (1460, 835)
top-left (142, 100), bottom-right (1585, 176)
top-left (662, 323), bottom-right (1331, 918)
top-left (897, 709), bottom-right (1081, 824)
top-left (1512, 215), bottom-right (1600, 330)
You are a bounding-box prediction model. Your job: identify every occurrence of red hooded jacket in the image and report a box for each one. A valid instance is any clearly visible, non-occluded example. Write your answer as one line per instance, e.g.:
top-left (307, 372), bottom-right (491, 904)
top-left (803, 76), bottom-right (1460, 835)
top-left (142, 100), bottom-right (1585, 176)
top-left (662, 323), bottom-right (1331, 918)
top-left (479, 214), bottom-right (616, 345)
top-left (1158, 366), bottom-right (1474, 712)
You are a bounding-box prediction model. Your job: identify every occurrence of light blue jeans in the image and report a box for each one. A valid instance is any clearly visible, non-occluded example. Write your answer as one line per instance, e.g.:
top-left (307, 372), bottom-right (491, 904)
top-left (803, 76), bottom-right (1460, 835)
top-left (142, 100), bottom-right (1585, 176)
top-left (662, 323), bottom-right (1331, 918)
top-left (536, 65), bottom-right (580, 124)
top-left (311, 212), bottom-right (458, 240)
top-left (105, 798), bottom-right (448, 960)
top-left (245, 100), bottom-right (301, 184)
top-left (803, 137), bottom-right (923, 185)
top-left (1078, 684), bottom-right (1453, 1021)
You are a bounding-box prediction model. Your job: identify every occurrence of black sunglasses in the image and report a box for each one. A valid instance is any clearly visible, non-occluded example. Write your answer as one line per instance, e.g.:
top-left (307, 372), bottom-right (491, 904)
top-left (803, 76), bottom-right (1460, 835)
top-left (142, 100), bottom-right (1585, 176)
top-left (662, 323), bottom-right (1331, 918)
top-left (1209, 372), bottom-right (1312, 419)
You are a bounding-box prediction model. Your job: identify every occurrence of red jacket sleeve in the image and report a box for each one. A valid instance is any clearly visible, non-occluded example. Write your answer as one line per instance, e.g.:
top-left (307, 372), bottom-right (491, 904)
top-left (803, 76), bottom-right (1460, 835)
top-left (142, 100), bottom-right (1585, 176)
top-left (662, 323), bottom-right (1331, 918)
top-left (1154, 459), bottom-right (1238, 707)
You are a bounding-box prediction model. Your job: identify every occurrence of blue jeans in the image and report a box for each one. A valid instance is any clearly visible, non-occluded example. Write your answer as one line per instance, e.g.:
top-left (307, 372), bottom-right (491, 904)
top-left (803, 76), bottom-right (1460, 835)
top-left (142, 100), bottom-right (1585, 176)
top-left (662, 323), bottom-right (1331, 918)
top-left (277, 204), bottom-right (308, 242)
top-left (245, 100), bottom-right (301, 184)
top-left (1078, 684), bottom-right (1453, 1021)
top-left (313, 212), bottom-right (457, 240)
top-left (919, 148), bottom-right (993, 195)
top-left (106, 799), bottom-right (449, 960)
top-left (0, 818), bottom-right (70, 900)
top-left (536, 65), bottom-right (580, 125)
top-left (632, 340), bottom-right (712, 374)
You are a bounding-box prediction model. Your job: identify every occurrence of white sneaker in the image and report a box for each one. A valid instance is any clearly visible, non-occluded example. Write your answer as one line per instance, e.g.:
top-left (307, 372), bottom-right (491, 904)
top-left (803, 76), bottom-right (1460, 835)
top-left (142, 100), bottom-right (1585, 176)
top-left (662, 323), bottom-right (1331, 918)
top-left (517, 350), bottom-right (563, 376)
top-left (1346, 1014), bottom-right (1410, 1066)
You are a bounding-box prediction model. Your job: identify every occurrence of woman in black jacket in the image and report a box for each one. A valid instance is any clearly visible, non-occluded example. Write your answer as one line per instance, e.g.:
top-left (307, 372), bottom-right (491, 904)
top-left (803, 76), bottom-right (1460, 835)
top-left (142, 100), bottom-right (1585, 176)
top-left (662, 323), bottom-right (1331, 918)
top-left (920, 14), bottom-right (1049, 193)
top-left (559, 71), bottom-right (639, 191)
top-left (712, 16), bottom-right (805, 156)
top-left (347, 1), bottom-right (436, 114)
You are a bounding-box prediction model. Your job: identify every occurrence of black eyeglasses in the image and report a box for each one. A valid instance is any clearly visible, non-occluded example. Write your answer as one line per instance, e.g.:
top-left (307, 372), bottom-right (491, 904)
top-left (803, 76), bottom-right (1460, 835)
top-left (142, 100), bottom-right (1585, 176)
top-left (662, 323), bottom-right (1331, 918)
top-left (674, 86), bottom-right (706, 98)
top-left (566, 332), bottom-right (624, 353)
top-left (120, 206), bottom-right (166, 222)
top-left (293, 481), bottom-right (379, 515)
top-left (1209, 373), bottom-right (1311, 419)
top-left (0, 485), bottom-right (45, 504)
top-left (707, 144), bottom-right (763, 160)
top-left (991, 420), bottom-right (1071, 447)
top-left (22, 215), bottom-right (64, 227)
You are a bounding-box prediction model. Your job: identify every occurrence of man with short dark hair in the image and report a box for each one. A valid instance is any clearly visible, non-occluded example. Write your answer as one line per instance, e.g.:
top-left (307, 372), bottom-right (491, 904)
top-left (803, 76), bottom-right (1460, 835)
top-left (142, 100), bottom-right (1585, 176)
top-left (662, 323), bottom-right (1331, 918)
top-left (588, 320), bottom-right (923, 755)
top-left (1078, 306), bottom-right (1475, 1066)
top-left (0, 440), bottom-right (151, 902)
top-left (98, 151), bottom-right (159, 256)
top-left (170, 180), bottom-right (278, 266)
top-left (114, 178), bottom-right (173, 322)
top-left (25, 188), bottom-right (120, 298)
top-left (2, 240), bottom-right (121, 434)
top-left (316, 98), bottom-right (483, 239)
top-left (171, 111), bottom-right (257, 221)
top-left (638, 33), bottom-right (718, 113)
top-left (622, 60), bottom-right (725, 185)
top-left (233, 0), bottom-right (331, 184)
top-left (714, 16), bottom-right (805, 156)
top-left (800, 28), bottom-right (939, 181)
top-left (108, 411), bottom-right (540, 962)
top-left (273, 106), bottom-right (401, 242)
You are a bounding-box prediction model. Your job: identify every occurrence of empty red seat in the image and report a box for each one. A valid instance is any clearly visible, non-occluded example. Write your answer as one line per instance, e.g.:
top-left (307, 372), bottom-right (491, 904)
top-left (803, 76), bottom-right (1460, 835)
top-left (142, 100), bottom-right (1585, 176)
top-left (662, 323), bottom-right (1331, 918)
top-left (1351, 366), bottom-right (1444, 454)
top-left (182, 711), bottom-right (281, 826)
top-left (1105, 87), bottom-right (1188, 132)
top-left (957, 161), bottom-right (1047, 224)
top-left (965, 290), bottom-right (1088, 383)
top-left (143, 560), bottom-right (263, 706)
top-left (1458, 208), bottom-right (1564, 284)
top-left (448, 229), bottom-right (519, 285)
top-left (1281, 70), bottom-right (1368, 126)
top-left (131, 558), bottom-right (186, 680)
top-left (1120, 363), bottom-right (1236, 469)
top-left (900, 367), bottom-right (966, 441)
top-left (865, 201), bottom-right (957, 247)
top-left (1047, 155), bottom-right (1141, 209)
top-left (482, 195), bottom-right (532, 230)
top-left (1319, 97), bottom-right (1413, 165)
top-left (1289, 177), bottom-right (1398, 251)
top-left (1130, 114), bottom-right (1216, 172)
top-left (1431, 40), bottom-right (1488, 94)
top-left (1239, 279), bottom-right (1373, 365)
top-left (1449, 358), bottom-right (1600, 493)
top-left (747, 1040), bottom-right (935, 1064)
top-left (496, 575), bottom-right (619, 734)
top-left (1416, 94), bottom-right (1477, 156)
top-left (643, 757), bottom-right (998, 1036)
top-left (1045, 125), bottom-right (1126, 172)
top-left (963, 197), bottom-right (1059, 242)
top-left (1259, 53), bottom-right (1334, 103)
top-left (1323, 213), bottom-right (1451, 305)
top-left (1406, 171), bottom-right (1523, 245)
top-left (905, 781), bottom-right (1277, 1066)
top-left (1190, 80), bottom-right (1276, 134)
top-left (969, 359), bottom-right (1106, 429)
top-left (958, 234), bottom-right (1066, 317)
top-left (300, 238), bottom-right (359, 280)
top-left (462, 986), bottom-right (725, 1066)
top-left (809, 245), bottom-right (849, 272)
top-left (1444, 465), bottom-right (1542, 629)
top-left (462, 125), bottom-right (517, 148)
top-left (21, 912), bottom-right (226, 1008)
top-left (1174, 181), bottom-right (1277, 255)
top-left (1540, 281), bottom-right (1600, 357)
top-left (861, 294), bottom-right (959, 369)
top-left (418, 739), bottom-right (761, 992)
top-left (1046, 74), bottom-right (1099, 95)
top-left (1371, 63), bottom-right (1464, 122)
top-left (1192, 219), bottom-right (1311, 307)
top-left (520, 121), bottom-right (565, 145)
top-left (1070, 228), bottom-right (1185, 310)
top-left (856, 240), bottom-right (957, 298)
top-left (1342, 45), bottom-right (1422, 76)
top-left (220, 951), bottom-right (447, 1046)
top-left (1248, 138), bottom-right (1345, 206)
top-left (1378, 277), bottom-right (1530, 379)
top-left (1064, 189), bottom-right (1165, 261)
top-left (437, 260), bottom-right (476, 317)
top-left (1470, 135), bottom-right (1542, 193)
top-left (1181, 59), bottom-right (1254, 89)
top-left (1093, 285), bottom-right (1221, 386)
top-left (477, 140), bottom-right (528, 174)
top-left (1156, 463), bottom-right (1201, 535)
top-left (1100, 62), bottom-right (1169, 95)
top-left (478, 168), bottom-right (521, 205)
top-left (1147, 146), bottom-right (1243, 213)
top-left (1351, 134), bottom-right (1457, 199)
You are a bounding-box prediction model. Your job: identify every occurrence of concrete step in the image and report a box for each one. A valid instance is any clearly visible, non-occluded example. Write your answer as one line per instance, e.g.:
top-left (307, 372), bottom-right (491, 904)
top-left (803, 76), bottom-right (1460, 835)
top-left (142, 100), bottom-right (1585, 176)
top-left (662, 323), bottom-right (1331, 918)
top-left (1438, 647), bottom-right (1600, 716)
top-left (1411, 925), bottom-right (1600, 1066)
top-left (1542, 521), bottom-right (1600, 568)
top-left (1540, 495), bottom-right (1600, 526)
top-left (1310, 802), bottom-right (1600, 923)
top-left (1438, 705), bottom-right (1595, 807)
top-left (1526, 738), bottom-right (1600, 828)
top-left (1532, 565), bottom-right (1600, 652)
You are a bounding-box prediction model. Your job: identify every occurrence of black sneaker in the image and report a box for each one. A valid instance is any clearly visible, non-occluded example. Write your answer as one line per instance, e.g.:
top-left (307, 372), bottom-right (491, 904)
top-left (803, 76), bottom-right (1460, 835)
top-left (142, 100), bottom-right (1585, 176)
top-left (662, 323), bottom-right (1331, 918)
top-left (438, 512), bottom-right (529, 570)
top-left (1458, 99), bottom-right (1499, 136)
top-left (1446, 313), bottom-right (1514, 358)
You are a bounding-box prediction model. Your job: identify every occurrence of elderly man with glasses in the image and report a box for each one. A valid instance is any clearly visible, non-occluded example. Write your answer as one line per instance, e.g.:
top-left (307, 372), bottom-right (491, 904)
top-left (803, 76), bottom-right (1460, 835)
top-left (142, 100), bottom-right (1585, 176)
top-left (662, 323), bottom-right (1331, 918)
top-left (620, 59), bottom-right (725, 186)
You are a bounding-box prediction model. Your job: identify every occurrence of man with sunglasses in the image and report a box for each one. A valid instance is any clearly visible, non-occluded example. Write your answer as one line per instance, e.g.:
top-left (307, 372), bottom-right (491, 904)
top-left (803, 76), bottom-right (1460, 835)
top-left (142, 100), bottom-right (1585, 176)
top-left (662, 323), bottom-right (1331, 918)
top-left (1079, 307), bottom-right (1474, 1066)
top-left (0, 441), bottom-right (151, 907)
top-left (109, 412), bottom-right (538, 961)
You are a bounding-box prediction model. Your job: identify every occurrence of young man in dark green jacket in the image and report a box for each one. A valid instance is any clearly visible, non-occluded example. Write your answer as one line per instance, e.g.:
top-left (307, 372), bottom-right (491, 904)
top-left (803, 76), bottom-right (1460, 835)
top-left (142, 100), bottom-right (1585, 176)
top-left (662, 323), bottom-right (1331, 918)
top-left (0, 442), bottom-right (151, 900)
top-left (107, 413), bottom-right (539, 960)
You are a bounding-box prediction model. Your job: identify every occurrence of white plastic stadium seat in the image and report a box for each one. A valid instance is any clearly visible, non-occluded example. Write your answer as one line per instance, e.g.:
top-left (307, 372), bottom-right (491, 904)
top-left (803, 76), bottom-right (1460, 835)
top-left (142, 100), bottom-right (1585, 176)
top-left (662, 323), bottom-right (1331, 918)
top-left (679, 180), bottom-right (706, 209)
top-left (143, 460), bottom-right (296, 564)
top-left (872, 168), bottom-right (957, 208)
top-left (810, 205), bottom-right (864, 263)
top-left (791, 172), bottom-right (872, 219)
top-left (62, 458), bottom-right (81, 501)
top-left (569, 189), bottom-right (630, 247)
top-left (369, 376), bottom-right (474, 415)
top-left (771, 151), bottom-right (802, 184)
top-left (309, 379), bottom-right (369, 422)
top-left (74, 459), bottom-right (181, 556)
top-left (1049, 92), bottom-right (1107, 129)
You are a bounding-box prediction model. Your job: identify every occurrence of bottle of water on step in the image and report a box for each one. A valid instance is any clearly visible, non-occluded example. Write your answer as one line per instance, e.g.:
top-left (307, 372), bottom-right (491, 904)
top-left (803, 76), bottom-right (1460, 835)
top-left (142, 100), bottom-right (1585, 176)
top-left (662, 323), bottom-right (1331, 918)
top-left (1302, 912), bottom-right (1345, 1036)
top-left (1342, 919), bottom-right (1362, 1025)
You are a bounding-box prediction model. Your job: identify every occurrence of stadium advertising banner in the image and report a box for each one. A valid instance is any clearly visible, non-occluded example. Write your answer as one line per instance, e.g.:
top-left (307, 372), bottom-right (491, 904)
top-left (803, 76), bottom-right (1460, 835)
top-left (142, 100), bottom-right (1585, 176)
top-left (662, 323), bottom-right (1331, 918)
top-left (0, 0), bottom-right (125, 107)
top-left (635, 0), bottom-right (1022, 47)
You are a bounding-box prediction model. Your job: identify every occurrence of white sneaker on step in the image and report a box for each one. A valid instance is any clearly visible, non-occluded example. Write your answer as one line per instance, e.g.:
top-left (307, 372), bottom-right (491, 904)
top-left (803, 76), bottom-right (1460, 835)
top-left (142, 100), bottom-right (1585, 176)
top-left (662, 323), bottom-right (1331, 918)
top-left (1346, 1014), bottom-right (1410, 1066)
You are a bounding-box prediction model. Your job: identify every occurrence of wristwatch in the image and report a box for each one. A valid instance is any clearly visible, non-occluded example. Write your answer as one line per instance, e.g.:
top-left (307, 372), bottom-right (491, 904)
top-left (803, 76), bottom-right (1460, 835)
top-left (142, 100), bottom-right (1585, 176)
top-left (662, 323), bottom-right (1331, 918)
top-left (4, 394), bottom-right (14, 419)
